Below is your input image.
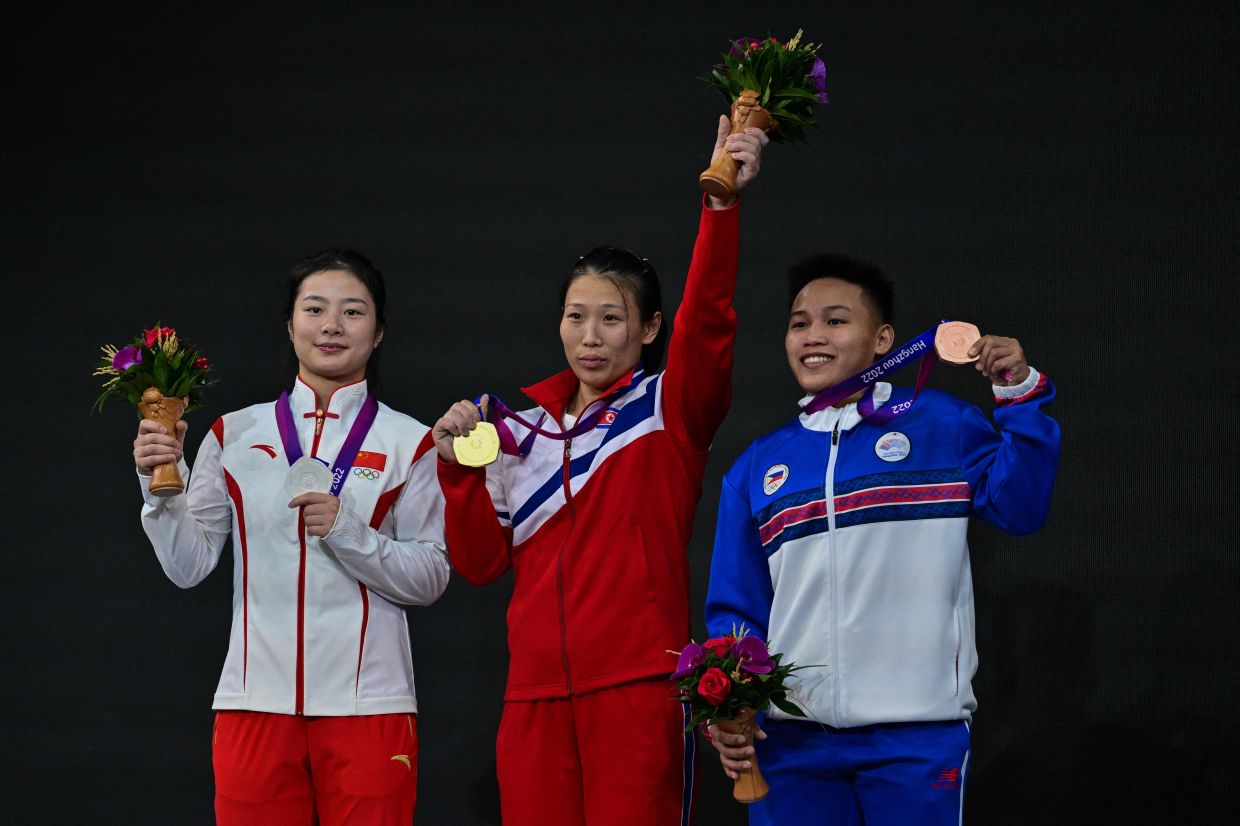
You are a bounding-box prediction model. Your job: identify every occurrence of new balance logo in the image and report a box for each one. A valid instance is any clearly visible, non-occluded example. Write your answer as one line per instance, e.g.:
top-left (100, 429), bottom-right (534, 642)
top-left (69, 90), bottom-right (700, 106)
top-left (933, 767), bottom-right (961, 789)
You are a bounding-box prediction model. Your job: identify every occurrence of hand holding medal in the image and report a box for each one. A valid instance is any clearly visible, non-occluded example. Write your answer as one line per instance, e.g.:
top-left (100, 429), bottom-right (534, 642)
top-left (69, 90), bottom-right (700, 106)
top-left (433, 396), bottom-right (500, 466)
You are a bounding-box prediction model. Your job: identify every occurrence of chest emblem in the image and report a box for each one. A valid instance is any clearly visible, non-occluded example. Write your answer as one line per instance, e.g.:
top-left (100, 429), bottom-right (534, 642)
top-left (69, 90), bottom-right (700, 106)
top-left (352, 451), bottom-right (388, 480)
top-left (763, 464), bottom-right (789, 496)
top-left (597, 408), bottom-right (619, 428)
top-left (875, 432), bottom-right (911, 462)
top-left (249, 444), bottom-right (277, 458)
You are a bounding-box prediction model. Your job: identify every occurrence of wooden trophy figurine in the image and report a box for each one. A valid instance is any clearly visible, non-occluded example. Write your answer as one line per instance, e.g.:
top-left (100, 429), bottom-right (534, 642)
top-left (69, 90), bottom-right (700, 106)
top-left (139, 386), bottom-right (188, 496)
top-left (716, 705), bottom-right (771, 802)
top-left (699, 90), bottom-right (776, 198)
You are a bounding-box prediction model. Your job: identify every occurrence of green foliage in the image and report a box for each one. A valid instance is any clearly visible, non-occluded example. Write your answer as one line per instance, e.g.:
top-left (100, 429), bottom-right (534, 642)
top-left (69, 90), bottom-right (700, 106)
top-left (702, 31), bottom-right (828, 145)
top-left (92, 324), bottom-right (216, 415)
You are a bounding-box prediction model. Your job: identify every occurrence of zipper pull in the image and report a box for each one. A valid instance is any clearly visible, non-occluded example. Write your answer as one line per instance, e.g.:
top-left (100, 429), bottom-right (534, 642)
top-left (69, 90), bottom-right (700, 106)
top-left (565, 437), bottom-right (572, 462)
top-left (832, 421), bottom-right (840, 446)
top-left (315, 409), bottom-right (325, 437)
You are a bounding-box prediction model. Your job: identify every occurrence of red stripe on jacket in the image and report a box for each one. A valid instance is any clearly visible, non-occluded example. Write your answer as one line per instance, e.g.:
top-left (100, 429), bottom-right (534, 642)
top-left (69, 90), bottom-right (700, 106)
top-left (222, 468), bottom-right (248, 688)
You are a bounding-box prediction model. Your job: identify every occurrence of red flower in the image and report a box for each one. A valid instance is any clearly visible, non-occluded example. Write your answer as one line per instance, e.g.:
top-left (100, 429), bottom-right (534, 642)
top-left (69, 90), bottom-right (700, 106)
top-left (194, 357), bottom-right (210, 369)
top-left (697, 668), bottom-right (732, 706)
top-left (144, 326), bottom-right (175, 347)
top-left (703, 636), bottom-right (736, 658)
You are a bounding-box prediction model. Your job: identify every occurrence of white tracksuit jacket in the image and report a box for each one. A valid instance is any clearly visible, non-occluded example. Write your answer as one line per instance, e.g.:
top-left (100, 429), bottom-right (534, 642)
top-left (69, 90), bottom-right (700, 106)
top-left (138, 377), bottom-right (450, 716)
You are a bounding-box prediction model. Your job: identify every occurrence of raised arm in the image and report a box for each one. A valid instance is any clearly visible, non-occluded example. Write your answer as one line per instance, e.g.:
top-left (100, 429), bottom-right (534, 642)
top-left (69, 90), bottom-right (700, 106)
top-left (959, 336), bottom-right (1061, 534)
top-left (661, 119), bottom-right (767, 450)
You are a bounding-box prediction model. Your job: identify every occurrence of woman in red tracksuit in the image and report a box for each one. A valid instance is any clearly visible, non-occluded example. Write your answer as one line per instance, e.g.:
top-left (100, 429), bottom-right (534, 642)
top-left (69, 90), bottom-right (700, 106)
top-left (432, 119), bottom-right (768, 825)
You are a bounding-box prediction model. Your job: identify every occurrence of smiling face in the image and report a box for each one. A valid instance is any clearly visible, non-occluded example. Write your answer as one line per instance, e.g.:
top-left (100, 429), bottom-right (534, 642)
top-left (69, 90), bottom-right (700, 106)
top-left (288, 269), bottom-right (383, 392)
top-left (559, 274), bottom-right (661, 407)
top-left (786, 277), bottom-right (894, 395)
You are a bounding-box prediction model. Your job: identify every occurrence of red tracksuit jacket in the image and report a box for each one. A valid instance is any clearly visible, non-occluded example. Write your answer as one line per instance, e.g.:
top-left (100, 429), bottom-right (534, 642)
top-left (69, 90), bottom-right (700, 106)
top-left (437, 199), bottom-right (739, 701)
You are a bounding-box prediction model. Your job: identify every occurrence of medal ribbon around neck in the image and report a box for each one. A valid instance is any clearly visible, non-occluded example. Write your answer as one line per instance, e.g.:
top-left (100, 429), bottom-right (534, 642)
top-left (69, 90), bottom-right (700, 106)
top-left (476, 394), bottom-right (613, 458)
top-left (801, 323), bottom-right (952, 426)
top-left (276, 391), bottom-right (379, 496)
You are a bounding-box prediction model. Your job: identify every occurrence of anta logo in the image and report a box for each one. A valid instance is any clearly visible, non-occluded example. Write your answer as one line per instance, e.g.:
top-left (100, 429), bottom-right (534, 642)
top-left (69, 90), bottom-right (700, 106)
top-left (249, 444), bottom-right (277, 458)
top-left (390, 754), bottom-right (411, 770)
top-left (763, 464), bottom-right (789, 496)
top-left (932, 767), bottom-right (961, 789)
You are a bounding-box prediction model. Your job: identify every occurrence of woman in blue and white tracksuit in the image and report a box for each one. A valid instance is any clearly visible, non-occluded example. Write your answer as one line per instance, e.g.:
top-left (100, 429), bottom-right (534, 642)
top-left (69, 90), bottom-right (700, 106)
top-left (704, 254), bottom-right (1060, 825)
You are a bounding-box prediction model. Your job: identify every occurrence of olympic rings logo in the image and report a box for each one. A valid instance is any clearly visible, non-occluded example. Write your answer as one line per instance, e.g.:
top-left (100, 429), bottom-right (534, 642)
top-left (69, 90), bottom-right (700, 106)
top-left (353, 467), bottom-right (382, 480)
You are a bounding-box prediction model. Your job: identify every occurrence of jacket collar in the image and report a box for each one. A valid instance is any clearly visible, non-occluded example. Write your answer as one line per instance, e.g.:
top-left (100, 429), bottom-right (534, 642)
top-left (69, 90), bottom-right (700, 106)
top-left (522, 364), bottom-right (646, 420)
top-left (798, 382), bottom-right (892, 434)
top-left (289, 375), bottom-right (370, 421)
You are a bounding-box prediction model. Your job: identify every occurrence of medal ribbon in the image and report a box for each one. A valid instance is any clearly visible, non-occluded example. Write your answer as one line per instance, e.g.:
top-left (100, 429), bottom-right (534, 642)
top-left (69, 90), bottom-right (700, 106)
top-left (474, 394), bottom-right (612, 458)
top-left (276, 392), bottom-right (380, 496)
top-left (800, 323), bottom-right (946, 426)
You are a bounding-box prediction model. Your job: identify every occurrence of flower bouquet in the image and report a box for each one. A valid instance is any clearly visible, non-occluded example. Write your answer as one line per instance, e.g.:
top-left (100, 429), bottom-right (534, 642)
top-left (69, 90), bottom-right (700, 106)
top-left (671, 625), bottom-right (807, 803)
top-left (699, 29), bottom-right (829, 197)
top-left (93, 324), bottom-right (215, 496)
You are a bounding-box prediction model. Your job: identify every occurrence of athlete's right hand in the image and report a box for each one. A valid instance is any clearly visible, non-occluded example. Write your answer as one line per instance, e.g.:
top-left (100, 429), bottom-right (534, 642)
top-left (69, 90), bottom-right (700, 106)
top-left (432, 395), bottom-right (489, 463)
top-left (707, 721), bottom-right (768, 780)
top-left (134, 418), bottom-right (188, 474)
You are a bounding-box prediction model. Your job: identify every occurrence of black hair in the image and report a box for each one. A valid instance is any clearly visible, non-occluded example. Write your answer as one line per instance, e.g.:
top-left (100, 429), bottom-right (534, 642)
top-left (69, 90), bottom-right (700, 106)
top-left (559, 246), bottom-right (668, 373)
top-left (282, 248), bottom-right (387, 393)
top-left (787, 253), bottom-right (895, 325)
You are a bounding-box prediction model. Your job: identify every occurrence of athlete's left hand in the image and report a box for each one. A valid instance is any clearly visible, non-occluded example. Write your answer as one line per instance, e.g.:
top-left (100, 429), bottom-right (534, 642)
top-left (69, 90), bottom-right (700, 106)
top-left (706, 115), bottom-right (770, 209)
top-left (968, 335), bottom-right (1030, 387)
top-left (289, 491), bottom-right (341, 537)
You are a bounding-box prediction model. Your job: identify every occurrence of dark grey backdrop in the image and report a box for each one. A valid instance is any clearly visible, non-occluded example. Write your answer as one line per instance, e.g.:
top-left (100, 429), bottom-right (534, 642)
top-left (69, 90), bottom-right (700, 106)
top-left (7, 2), bottom-right (1237, 823)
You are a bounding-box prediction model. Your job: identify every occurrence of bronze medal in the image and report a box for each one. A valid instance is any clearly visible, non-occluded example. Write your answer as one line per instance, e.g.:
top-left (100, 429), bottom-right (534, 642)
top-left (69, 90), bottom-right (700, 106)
top-left (454, 422), bottom-right (501, 467)
top-left (935, 321), bottom-right (981, 365)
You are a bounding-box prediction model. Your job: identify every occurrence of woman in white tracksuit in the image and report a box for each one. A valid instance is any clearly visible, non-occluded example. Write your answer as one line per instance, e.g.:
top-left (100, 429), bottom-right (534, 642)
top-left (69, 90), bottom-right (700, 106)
top-left (132, 248), bottom-right (449, 825)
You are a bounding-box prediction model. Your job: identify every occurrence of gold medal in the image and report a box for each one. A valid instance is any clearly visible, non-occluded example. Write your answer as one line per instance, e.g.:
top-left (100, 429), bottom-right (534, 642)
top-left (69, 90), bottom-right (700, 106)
top-left (454, 422), bottom-right (501, 467)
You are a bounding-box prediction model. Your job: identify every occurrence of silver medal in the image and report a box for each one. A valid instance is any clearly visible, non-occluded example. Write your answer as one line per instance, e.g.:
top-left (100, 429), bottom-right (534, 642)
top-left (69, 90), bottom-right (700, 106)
top-left (285, 457), bottom-right (333, 498)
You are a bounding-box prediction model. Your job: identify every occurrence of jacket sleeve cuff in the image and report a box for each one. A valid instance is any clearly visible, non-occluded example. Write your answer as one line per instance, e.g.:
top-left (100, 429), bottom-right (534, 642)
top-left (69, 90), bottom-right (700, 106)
top-left (993, 367), bottom-right (1041, 400)
top-left (436, 457), bottom-right (487, 495)
top-left (323, 500), bottom-right (368, 549)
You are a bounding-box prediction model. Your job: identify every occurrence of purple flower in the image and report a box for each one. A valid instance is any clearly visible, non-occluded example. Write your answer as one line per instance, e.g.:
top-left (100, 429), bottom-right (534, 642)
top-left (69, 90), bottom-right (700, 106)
top-left (810, 57), bottom-right (829, 104)
top-left (671, 642), bottom-right (705, 679)
top-left (732, 636), bottom-right (774, 674)
top-left (112, 345), bottom-right (143, 372)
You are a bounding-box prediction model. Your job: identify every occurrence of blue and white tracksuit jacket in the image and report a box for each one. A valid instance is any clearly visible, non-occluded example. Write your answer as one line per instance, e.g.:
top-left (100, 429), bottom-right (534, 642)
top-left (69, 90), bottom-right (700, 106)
top-left (705, 370), bottom-right (1059, 729)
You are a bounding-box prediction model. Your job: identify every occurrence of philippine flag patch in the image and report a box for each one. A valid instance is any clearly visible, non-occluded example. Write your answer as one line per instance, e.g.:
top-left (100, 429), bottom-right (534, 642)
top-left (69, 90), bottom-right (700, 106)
top-left (763, 464), bottom-right (789, 496)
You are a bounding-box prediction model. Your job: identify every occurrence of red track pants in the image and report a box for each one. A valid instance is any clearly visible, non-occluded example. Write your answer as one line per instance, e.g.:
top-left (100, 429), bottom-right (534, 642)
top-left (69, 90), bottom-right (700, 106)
top-left (212, 710), bottom-right (417, 826)
top-left (496, 679), bottom-right (697, 826)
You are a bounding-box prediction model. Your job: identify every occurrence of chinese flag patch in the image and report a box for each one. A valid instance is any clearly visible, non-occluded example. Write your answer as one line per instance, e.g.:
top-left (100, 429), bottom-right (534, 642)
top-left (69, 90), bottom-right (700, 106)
top-left (354, 451), bottom-right (387, 471)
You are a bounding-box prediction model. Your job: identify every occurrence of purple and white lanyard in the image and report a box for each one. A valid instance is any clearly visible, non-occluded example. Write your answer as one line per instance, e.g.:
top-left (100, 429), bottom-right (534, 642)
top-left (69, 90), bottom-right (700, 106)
top-left (275, 391), bottom-right (379, 496)
top-left (473, 394), bottom-right (614, 459)
top-left (800, 323), bottom-right (948, 426)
